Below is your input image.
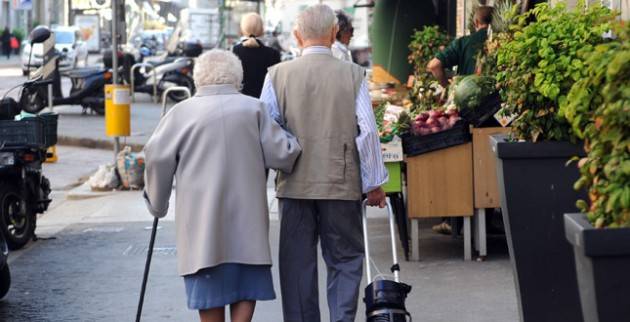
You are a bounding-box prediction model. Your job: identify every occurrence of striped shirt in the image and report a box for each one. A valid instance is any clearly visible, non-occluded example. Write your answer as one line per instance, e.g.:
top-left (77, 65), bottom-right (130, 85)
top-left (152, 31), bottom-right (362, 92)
top-left (259, 46), bottom-right (388, 193)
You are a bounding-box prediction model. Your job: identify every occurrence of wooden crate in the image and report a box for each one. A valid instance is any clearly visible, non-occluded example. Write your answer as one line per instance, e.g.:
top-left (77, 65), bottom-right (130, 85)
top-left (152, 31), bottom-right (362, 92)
top-left (406, 143), bottom-right (474, 218)
top-left (472, 127), bottom-right (511, 209)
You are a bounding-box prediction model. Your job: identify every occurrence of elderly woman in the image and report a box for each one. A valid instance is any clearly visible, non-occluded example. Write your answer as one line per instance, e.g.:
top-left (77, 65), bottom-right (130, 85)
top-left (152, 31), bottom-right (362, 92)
top-left (143, 49), bottom-right (301, 322)
top-left (232, 13), bottom-right (281, 98)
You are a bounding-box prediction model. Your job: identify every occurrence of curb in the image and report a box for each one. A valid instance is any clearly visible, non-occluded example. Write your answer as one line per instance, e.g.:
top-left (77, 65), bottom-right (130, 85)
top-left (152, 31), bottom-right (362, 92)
top-left (58, 135), bottom-right (144, 152)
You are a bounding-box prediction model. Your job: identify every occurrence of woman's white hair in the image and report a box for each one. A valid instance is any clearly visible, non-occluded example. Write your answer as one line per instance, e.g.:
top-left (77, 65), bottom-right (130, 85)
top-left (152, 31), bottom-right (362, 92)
top-left (295, 4), bottom-right (338, 40)
top-left (193, 49), bottom-right (243, 89)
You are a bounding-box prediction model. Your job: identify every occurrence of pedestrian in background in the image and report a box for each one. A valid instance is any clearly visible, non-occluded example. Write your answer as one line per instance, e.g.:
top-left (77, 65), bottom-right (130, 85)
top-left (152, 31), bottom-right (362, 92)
top-left (332, 10), bottom-right (354, 62)
top-left (143, 49), bottom-right (301, 322)
top-left (260, 4), bottom-right (388, 322)
top-left (1, 28), bottom-right (12, 59)
top-left (232, 13), bottom-right (281, 98)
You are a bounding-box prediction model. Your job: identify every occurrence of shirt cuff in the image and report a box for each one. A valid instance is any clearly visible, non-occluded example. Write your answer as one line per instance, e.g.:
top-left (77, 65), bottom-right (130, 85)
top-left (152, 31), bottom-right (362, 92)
top-left (363, 171), bottom-right (389, 194)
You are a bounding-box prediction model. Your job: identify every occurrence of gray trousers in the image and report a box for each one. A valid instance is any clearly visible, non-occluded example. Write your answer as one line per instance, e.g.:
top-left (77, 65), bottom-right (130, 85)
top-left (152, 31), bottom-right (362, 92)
top-left (279, 198), bottom-right (364, 322)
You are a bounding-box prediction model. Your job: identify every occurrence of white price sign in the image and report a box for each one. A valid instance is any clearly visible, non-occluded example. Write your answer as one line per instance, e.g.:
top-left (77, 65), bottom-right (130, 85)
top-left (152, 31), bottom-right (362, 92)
top-left (381, 136), bottom-right (404, 162)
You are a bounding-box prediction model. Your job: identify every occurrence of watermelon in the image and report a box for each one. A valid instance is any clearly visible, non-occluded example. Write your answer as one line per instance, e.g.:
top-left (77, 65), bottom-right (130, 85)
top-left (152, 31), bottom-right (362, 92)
top-left (453, 75), bottom-right (496, 110)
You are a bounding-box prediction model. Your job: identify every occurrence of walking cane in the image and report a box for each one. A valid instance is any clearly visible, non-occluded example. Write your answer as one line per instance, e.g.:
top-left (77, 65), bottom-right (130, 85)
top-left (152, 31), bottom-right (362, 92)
top-left (136, 217), bottom-right (158, 322)
top-left (136, 87), bottom-right (191, 322)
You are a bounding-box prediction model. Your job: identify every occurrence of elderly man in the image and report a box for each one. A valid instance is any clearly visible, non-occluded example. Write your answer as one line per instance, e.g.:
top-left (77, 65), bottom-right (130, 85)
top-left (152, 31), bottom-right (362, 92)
top-left (260, 4), bottom-right (387, 322)
top-left (331, 10), bottom-right (354, 62)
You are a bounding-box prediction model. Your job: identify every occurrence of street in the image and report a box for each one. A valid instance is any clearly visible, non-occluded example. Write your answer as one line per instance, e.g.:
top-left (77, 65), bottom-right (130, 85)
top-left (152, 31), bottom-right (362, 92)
top-left (0, 59), bottom-right (518, 321)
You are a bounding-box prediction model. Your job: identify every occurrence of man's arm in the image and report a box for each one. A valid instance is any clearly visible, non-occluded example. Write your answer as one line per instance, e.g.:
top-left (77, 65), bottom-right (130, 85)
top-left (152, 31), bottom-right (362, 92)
top-left (259, 74), bottom-right (283, 124)
top-left (427, 58), bottom-right (449, 88)
top-left (355, 79), bottom-right (388, 208)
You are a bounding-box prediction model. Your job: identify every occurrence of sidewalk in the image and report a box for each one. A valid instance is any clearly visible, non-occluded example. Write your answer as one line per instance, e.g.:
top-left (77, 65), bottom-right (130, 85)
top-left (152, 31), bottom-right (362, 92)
top-left (1, 180), bottom-right (518, 321)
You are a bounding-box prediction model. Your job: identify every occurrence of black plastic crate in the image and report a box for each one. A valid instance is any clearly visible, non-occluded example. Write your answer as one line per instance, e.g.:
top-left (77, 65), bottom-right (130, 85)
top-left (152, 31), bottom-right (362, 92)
top-left (0, 118), bottom-right (46, 148)
top-left (401, 122), bottom-right (471, 157)
top-left (39, 112), bottom-right (58, 147)
top-left (459, 92), bottom-right (502, 127)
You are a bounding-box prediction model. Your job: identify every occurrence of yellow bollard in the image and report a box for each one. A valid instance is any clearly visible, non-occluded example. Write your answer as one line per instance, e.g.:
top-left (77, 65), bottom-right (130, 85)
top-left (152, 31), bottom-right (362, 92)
top-left (44, 146), bottom-right (58, 163)
top-left (105, 84), bottom-right (131, 137)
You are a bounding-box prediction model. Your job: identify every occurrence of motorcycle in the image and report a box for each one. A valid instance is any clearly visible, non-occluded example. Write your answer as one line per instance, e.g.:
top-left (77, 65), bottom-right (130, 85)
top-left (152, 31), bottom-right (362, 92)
top-left (123, 42), bottom-right (201, 102)
top-left (0, 26), bottom-right (55, 250)
top-left (21, 48), bottom-right (112, 115)
top-left (0, 229), bottom-right (10, 300)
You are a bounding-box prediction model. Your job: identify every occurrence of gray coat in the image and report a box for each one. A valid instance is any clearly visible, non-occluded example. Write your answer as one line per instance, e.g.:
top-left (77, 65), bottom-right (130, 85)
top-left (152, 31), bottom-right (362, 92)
top-left (143, 84), bottom-right (301, 276)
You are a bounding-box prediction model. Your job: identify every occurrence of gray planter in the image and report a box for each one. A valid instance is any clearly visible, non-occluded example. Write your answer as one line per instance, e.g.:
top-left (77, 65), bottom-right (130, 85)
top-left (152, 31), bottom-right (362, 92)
top-left (564, 213), bottom-right (630, 322)
top-left (491, 135), bottom-right (586, 322)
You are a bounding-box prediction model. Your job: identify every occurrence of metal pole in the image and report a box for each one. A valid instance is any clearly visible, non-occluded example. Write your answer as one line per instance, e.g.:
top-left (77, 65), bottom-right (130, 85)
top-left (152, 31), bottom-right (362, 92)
top-left (112, 0), bottom-right (120, 158)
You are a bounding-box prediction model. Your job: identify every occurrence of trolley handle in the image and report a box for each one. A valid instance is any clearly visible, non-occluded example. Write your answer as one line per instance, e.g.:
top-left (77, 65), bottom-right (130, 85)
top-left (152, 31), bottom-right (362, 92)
top-left (362, 199), bottom-right (400, 283)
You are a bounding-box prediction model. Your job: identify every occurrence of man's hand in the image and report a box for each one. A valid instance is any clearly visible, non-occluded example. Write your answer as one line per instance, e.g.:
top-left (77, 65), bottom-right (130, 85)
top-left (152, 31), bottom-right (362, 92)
top-left (367, 187), bottom-right (386, 208)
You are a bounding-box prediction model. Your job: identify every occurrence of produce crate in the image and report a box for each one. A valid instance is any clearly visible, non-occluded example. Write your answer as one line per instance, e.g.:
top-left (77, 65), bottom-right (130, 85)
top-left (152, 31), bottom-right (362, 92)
top-left (39, 112), bottom-right (59, 147)
top-left (459, 92), bottom-right (502, 127)
top-left (382, 162), bottom-right (403, 193)
top-left (401, 122), bottom-right (471, 157)
top-left (0, 118), bottom-right (46, 148)
top-left (406, 143), bottom-right (474, 218)
top-left (472, 127), bottom-right (511, 208)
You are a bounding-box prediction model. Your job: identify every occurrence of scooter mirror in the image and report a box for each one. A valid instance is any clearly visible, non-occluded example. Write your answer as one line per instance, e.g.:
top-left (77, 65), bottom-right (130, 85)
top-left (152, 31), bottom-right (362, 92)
top-left (29, 26), bottom-right (52, 44)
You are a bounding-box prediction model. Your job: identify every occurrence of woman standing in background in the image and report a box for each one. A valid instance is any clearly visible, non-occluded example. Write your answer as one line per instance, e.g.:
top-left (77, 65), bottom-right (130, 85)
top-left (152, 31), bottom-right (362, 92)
top-left (232, 13), bottom-right (281, 98)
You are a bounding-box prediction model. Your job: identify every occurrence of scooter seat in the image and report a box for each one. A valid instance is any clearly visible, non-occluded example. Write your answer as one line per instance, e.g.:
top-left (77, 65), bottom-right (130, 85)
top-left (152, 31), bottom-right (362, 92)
top-left (65, 68), bottom-right (106, 78)
top-left (146, 57), bottom-right (176, 67)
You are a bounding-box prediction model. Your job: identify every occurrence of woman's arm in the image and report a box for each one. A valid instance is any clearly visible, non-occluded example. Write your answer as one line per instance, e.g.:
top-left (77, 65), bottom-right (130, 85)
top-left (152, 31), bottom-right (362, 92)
top-left (258, 103), bottom-right (301, 173)
top-left (143, 112), bottom-right (180, 218)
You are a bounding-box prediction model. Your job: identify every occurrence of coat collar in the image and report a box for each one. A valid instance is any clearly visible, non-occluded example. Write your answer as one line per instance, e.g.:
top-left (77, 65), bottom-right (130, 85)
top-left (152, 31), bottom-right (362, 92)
top-left (195, 84), bottom-right (240, 96)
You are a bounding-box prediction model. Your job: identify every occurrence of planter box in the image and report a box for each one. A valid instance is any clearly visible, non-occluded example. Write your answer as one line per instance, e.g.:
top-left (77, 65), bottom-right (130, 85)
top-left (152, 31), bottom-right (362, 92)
top-left (491, 135), bottom-right (586, 322)
top-left (564, 213), bottom-right (630, 322)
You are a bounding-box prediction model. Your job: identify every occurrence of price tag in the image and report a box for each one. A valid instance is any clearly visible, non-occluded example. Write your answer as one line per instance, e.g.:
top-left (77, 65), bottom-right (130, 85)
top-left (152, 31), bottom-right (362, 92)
top-left (381, 136), bottom-right (404, 162)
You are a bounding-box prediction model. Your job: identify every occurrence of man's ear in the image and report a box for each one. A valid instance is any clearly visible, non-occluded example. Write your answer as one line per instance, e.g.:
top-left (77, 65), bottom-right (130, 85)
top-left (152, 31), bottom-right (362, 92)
top-left (293, 29), bottom-right (304, 48)
top-left (331, 25), bottom-right (339, 42)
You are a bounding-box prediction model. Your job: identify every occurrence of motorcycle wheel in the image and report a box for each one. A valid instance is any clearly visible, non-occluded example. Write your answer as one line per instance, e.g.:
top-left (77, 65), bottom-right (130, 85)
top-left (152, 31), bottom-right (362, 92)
top-left (19, 89), bottom-right (46, 114)
top-left (0, 264), bottom-right (9, 300)
top-left (91, 104), bottom-right (105, 116)
top-left (165, 75), bottom-right (195, 102)
top-left (0, 182), bottom-right (35, 251)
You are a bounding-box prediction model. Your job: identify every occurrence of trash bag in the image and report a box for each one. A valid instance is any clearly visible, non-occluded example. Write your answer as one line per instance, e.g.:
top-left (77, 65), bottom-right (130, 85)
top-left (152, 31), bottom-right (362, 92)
top-left (88, 164), bottom-right (120, 191)
top-left (116, 146), bottom-right (145, 190)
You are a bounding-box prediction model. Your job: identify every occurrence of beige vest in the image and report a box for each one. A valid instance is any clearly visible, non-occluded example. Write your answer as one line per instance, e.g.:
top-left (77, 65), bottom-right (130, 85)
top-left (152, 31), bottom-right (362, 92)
top-left (269, 53), bottom-right (364, 200)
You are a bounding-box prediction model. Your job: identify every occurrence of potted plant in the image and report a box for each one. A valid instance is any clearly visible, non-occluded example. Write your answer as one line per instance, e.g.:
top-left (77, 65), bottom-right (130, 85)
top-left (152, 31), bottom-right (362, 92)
top-left (562, 21), bottom-right (630, 322)
top-left (489, 2), bottom-right (616, 321)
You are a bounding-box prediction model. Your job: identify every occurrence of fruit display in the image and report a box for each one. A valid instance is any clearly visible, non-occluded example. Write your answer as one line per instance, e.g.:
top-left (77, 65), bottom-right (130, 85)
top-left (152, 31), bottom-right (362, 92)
top-left (375, 103), bottom-right (408, 142)
top-left (410, 109), bottom-right (461, 136)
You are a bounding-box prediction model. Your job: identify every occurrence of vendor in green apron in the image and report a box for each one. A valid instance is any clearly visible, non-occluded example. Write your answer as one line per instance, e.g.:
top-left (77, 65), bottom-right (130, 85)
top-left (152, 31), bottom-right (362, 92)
top-left (427, 5), bottom-right (493, 87)
top-left (426, 5), bottom-right (493, 235)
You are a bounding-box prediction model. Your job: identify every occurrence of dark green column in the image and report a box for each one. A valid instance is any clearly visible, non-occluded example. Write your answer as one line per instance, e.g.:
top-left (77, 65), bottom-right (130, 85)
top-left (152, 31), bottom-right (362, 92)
top-left (371, 0), bottom-right (438, 82)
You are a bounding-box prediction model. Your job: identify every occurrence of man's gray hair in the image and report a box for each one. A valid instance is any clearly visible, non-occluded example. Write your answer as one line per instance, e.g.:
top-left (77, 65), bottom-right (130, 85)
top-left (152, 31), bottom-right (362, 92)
top-left (295, 4), bottom-right (338, 40)
top-left (193, 49), bottom-right (243, 89)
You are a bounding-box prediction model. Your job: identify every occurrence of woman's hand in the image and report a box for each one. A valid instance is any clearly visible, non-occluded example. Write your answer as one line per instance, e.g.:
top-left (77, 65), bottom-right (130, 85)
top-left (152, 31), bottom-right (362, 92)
top-left (366, 187), bottom-right (386, 208)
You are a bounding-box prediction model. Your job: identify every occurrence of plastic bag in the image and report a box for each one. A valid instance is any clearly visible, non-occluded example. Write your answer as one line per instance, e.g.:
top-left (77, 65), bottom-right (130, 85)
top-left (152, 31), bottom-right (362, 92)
top-left (88, 164), bottom-right (120, 191)
top-left (116, 146), bottom-right (145, 190)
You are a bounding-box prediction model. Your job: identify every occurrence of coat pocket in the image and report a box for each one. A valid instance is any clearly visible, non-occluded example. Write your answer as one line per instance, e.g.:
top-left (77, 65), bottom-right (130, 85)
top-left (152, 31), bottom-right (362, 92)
top-left (294, 138), bottom-right (346, 184)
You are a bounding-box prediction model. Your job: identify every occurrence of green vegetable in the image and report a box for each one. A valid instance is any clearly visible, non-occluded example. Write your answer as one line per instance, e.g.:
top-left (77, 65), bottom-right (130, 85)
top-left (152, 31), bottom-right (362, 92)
top-left (407, 26), bottom-right (451, 113)
top-left (453, 75), bottom-right (496, 110)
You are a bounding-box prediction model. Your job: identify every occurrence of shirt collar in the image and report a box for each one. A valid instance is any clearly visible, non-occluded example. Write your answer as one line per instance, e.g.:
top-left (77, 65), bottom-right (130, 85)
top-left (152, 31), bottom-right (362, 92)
top-left (333, 41), bottom-right (349, 52)
top-left (195, 84), bottom-right (240, 97)
top-left (301, 46), bottom-right (332, 56)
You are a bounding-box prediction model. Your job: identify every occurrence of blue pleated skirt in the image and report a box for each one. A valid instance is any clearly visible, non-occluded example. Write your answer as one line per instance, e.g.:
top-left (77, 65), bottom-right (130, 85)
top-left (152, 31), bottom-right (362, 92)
top-left (183, 263), bottom-right (276, 310)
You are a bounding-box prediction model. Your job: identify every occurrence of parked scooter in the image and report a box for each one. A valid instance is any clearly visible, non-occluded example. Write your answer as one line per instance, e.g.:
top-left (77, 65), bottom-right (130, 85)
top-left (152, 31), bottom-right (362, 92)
top-left (0, 26), bottom-right (55, 250)
top-left (21, 26), bottom-right (111, 115)
top-left (125, 42), bottom-right (201, 102)
top-left (0, 229), bottom-right (10, 300)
